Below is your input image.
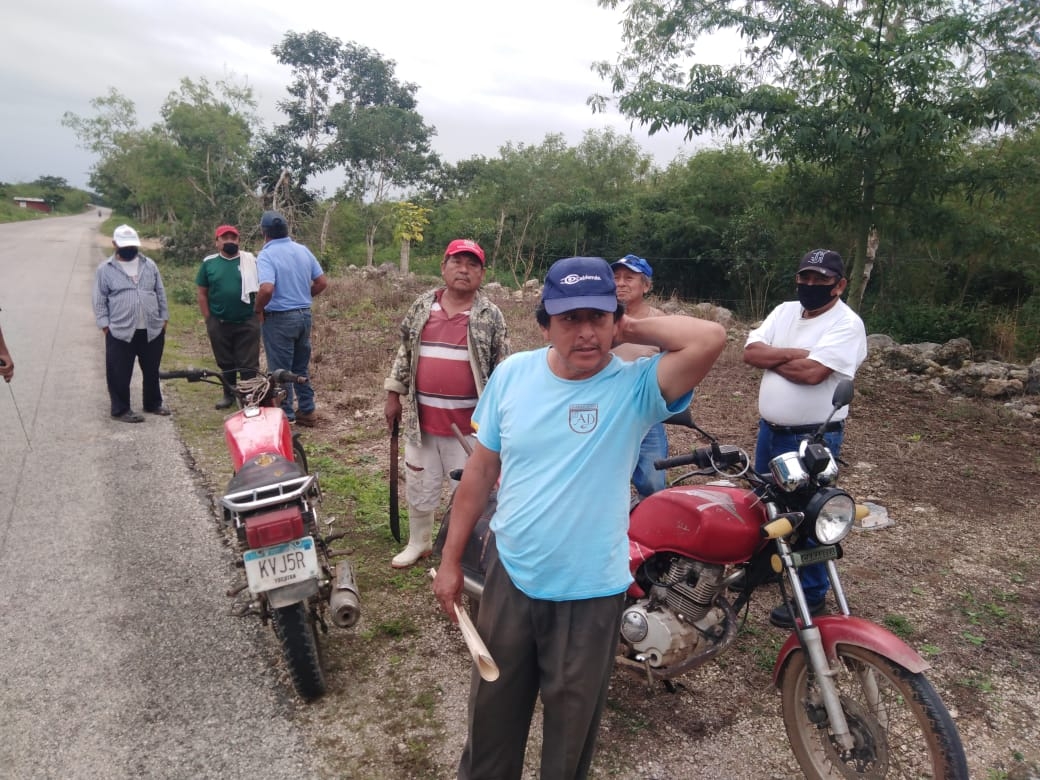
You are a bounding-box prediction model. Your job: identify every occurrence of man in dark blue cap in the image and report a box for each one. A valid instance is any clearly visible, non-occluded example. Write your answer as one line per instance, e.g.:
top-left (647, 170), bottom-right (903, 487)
top-left (254, 211), bottom-right (328, 425)
top-left (433, 256), bottom-right (727, 780)
top-left (744, 248), bottom-right (867, 627)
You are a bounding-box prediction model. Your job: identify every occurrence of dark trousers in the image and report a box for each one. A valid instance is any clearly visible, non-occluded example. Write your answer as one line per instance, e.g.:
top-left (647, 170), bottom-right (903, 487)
top-left (106, 329), bottom-right (165, 416)
top-left (459, 556), bottom-right (626, 780)
top-left (205, 315), bottom-right (260, 394)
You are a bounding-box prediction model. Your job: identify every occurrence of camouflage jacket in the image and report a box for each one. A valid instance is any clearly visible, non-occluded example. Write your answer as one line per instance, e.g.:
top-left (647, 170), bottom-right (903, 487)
top-left (384, 288), bottom-right (510, 446)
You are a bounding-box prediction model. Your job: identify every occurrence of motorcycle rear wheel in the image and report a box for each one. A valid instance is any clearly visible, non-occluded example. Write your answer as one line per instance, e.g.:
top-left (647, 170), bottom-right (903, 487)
top-left (780, 645), bottom-right (967, 779)
top-left (271, 601), bottom-right (327, 701)
top-left (292, 438), bottom-right (308, 472)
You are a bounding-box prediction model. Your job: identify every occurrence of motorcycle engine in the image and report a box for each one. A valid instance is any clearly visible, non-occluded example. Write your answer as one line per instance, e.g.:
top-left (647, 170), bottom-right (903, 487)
top-left (621, 558), bottom-right (726, 668)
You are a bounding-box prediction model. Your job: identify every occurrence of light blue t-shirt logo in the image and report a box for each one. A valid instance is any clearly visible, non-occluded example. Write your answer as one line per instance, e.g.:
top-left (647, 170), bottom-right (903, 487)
top-left (568, 404), bottom-right (599, 433)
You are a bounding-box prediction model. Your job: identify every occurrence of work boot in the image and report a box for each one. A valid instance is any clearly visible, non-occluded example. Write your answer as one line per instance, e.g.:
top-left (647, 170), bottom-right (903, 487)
top-left (769, 598), bottom-right (827, 629)
top-left (215, 394), bottom-right (235, 410)
top-left (295, 409), bottom-right (319, 427)
top-left (391, 509), bottom-right (435, 568)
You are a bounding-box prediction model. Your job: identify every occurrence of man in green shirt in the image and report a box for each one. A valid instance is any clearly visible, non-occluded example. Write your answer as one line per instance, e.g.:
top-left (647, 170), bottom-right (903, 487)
top-left (195, 225), bottom-right (261, 409)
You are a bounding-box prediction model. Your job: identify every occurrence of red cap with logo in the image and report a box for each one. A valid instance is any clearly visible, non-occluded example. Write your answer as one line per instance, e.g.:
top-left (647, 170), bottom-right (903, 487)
top-left (444, 238), bottom-right (485, 266)
top-left (215, 224), bottom-right (240, 239)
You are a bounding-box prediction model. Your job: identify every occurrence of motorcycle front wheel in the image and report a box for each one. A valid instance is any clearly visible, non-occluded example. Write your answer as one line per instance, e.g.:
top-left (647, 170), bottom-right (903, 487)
top-left (780, 645), bottom-right (968, 778)
top-left (271, 601), bottom-right (327, 701)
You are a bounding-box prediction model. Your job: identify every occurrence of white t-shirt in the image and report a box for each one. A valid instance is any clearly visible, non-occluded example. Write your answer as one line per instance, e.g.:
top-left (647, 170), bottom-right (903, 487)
top-left (746, 300), bottom-right (866, 425)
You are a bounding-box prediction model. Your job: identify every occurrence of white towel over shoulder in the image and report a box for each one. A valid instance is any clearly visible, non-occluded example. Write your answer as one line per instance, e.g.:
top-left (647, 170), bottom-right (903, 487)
top-left (239, 251), bottom-right (259, 303)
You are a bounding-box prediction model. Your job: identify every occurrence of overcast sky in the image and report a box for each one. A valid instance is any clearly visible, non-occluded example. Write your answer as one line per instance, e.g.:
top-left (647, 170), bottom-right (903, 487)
top-left (1, 0), bottom-right (736, 193)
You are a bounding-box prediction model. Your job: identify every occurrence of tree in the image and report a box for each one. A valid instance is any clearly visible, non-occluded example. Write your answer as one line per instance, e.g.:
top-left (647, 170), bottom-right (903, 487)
top-left (593, 0), bottom-right (1040, 309)
top-left (64, 79), bottom-right (260, 261)
top-left (331, 102), bottom-right (439, 264)
top-left (267, 31), bottom-right (440, 263)
top-left (34, 176), bottom-right (69, 191)
top-left (392, 201), bottom-right (432, 272)
top-left (61, 88), bottom-right (138, 158)
top-left (263, 30), bottom-right (344, 190)
top-left (160, 77), bottom-right (256, 212)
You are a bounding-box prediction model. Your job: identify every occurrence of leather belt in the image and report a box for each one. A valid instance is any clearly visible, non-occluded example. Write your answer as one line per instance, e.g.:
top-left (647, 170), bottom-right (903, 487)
top-left (264, 307), bottom-right (310, 316)
top-left (764, 419), bottom-right (844, 435)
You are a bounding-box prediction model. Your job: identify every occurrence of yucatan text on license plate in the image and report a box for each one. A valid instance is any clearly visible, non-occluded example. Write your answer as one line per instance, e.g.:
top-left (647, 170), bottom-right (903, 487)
top-left (243, 537), bottom-right (319, 594)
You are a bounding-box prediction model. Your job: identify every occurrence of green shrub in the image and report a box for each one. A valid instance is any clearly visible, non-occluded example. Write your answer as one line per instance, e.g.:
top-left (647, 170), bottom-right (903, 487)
top-left (864, 303), bottom-right (986, 345)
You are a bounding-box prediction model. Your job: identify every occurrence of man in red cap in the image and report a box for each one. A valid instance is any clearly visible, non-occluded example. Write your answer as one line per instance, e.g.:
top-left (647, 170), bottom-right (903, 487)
top-left (196, 224), bottom-right (260, 409)
top-left (384, 239), bottom-right (510, 568)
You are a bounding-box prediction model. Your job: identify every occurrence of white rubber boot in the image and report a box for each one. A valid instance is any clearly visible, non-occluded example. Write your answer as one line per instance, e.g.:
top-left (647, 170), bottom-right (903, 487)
top-left (391, 509), bottom-right (435, 568)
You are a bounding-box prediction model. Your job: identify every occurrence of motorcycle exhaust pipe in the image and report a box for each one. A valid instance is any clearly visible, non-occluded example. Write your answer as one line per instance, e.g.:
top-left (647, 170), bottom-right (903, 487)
top-left (329, 559), bottom-right (362, 628)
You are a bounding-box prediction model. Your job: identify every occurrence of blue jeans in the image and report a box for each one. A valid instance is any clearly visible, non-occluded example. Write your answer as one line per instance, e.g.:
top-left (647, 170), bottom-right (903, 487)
top-left (632, 422), bottom-right (668, 498)
top-left (261, 309), bottom-right (314, 418)
top-left (755, 419), bottom-right (844, 603)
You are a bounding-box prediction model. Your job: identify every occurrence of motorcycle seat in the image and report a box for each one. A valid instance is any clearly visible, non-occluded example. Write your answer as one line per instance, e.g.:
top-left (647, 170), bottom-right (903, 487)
top-left (226, 452), bottom-right (306, 494)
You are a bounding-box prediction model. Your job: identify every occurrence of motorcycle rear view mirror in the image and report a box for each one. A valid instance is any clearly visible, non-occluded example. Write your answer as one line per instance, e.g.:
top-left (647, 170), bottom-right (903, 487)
top-left (831, 379), bottom-right (854, 410)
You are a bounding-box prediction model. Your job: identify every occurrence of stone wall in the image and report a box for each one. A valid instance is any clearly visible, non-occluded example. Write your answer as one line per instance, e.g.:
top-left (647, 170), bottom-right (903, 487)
top-left (864, 335), bottom-right (1040, 419)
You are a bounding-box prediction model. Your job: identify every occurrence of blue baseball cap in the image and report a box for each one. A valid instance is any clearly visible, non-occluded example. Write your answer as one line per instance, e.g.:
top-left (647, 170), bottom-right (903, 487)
top-left (260, 210), bottom-right (287, 229)
top-left (611, 254), bottom-right (653, 278)
top-left (541, 257), bottom-right (618, 316)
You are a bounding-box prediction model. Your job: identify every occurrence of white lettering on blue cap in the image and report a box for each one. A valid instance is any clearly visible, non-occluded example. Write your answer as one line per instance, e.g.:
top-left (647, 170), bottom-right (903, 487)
top-left (560, 273), bottom-right (604, 285)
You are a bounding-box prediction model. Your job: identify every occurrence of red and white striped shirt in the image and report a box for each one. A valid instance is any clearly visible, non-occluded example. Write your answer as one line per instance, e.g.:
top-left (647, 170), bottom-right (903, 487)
top-left (414, 294), bottom-right (478, 436)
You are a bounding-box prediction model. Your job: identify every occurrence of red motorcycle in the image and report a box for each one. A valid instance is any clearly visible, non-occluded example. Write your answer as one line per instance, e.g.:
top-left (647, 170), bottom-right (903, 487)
top-left (436, 380), bottom-right (967, 778)
top-left (159, 367), bottom-right (361, 701)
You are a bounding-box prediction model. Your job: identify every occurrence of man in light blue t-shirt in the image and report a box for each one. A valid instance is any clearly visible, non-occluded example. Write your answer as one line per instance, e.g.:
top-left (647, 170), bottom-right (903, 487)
top-left (433, 256), bottom-right (726, 780)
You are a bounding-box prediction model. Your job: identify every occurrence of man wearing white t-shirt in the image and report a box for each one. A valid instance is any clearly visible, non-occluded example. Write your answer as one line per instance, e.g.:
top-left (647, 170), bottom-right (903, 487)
top-left (744, 249), bottom-right (867, 628)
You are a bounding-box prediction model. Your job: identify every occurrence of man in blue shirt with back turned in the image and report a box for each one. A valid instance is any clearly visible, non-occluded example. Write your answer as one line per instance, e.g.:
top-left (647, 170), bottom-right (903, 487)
top-left (253, 211), bottom-right (328, 426)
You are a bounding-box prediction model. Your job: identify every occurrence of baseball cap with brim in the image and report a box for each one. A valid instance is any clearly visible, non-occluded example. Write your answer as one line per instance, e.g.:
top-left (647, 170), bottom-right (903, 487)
top-left (611, 254), bottom-right (653, 278)
top-left (215, 224), bottom-right (239, 239)
top-left (444, 238), bottom-right (486, 266)
top-left (797, 249), bottom-right (844, 278)
top-left (113, 224), bottom-right (140, 247)
top-left (260, 210), bottom-right (287, 229)
top-left (541, 257), bottom-right (618, 316)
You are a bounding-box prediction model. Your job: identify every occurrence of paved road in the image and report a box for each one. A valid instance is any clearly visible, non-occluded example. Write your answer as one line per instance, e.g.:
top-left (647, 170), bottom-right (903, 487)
top-left (0, 213), bottom-right (318, 778)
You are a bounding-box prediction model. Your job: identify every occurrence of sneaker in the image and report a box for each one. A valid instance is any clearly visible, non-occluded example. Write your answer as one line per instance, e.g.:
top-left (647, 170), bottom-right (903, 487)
top-left (146, 405), bottom-right (172, 416)
top-left (215, 395), bottom-right (235, 410)
top-left (769, 598), bottom-right (827, 629)
top-left (295, 410), bottom-right (318, 427)
top-left (114, 411), bottom-right (145, 423)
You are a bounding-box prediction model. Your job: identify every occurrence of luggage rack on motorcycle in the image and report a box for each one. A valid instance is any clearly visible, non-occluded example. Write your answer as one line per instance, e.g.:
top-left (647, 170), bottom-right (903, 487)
top-left (221, 474), bottom-right (320, 514)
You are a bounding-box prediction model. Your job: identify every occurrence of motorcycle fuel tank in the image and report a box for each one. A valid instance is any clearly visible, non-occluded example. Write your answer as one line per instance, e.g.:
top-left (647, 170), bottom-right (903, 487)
top-left (629, 485), bottom-right (768, 565)
top-left (224, 407), bottom-right (294, 470)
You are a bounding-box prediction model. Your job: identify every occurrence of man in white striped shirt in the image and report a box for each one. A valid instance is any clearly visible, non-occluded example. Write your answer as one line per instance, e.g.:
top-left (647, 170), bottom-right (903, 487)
top-left (384, 240), bottom-right (509, 568)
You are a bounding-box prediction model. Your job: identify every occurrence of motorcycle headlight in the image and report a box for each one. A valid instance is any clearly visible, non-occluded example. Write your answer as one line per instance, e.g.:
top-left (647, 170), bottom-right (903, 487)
top-left (805, 488), bottom-right (855, 544)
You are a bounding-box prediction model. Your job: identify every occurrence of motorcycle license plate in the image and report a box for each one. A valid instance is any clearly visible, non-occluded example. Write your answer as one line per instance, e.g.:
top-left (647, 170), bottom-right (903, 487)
top-left (243, 537), bottom-right (319, 594)
top-left (790, 544), bottom-right (840, 568)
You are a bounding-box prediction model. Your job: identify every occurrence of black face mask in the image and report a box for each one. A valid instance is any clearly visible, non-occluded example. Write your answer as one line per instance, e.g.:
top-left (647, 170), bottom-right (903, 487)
top-left (222, 242), bottom-right (239, 256)
top-left (797, 282), bottom-right (837, 312)
top-left (116, 246), bottom-right (139, 260)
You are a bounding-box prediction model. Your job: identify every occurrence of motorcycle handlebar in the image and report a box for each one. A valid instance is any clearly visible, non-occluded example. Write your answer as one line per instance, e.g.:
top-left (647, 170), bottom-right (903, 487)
top-left (158, 368), bottom-right (307, 385)
top-left (654, 444), bottom-right (746, 472)
top-left (158, 368), bottom-right (216, 381)
top-left (269, 369), bottom-right (309, 385)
